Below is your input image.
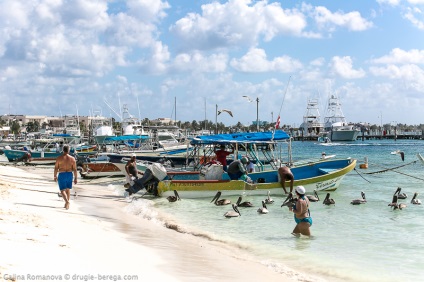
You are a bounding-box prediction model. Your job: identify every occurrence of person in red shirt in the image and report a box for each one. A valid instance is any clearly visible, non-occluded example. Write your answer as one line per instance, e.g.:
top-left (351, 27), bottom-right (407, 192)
top-left (214, 144), bottom-right (234, 171)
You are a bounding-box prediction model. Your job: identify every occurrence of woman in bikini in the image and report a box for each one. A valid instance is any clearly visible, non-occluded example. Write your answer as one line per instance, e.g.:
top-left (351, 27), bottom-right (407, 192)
top-left (289, 186), bottom-right (312, 237)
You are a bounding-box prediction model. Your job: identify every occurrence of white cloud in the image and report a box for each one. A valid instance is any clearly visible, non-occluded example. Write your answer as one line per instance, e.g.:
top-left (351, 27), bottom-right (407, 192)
top-left (170, 0), bottom-right (308, 50)
top-left (173, 52), bottom-right (228, 73)
top-left (307, 5), bottom-right (373, 32)
top-left (403, 7), bottom-right (424, 29)
top-left (371, 48), bottom-right (424, 64)
top-left (127, 0), bottom-right (170, 23)
top-left (330, 56), bottom-right (365, 79)
top-left (230, 48), bottom-right (302, 73)
top-left (369, 64), bottom-right (424, 91)
top-left (407, 0), bottom-right (424, 4)
top-left (138, 41), bottom-right (170, 74)
top-left (376, 0), bottom-right (401, 6)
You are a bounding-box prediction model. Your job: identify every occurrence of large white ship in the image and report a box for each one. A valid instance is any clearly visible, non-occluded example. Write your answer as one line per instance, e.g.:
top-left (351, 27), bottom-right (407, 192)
top-left (323, 94), bottom-right (360, 141)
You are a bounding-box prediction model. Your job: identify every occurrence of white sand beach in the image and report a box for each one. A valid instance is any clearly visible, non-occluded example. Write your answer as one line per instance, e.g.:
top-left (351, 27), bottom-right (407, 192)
top-left (0, 164), bottom-right (318, 282)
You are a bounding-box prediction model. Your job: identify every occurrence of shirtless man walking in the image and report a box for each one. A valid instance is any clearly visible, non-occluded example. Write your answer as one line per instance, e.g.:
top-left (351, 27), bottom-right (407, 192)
top-left (54, 145), bottom-right (77, 209)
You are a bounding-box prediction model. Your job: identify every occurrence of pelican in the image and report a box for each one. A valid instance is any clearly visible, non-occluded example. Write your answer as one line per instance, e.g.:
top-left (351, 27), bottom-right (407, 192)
top-left (388, 195), bottom-right (407, 210)
top-left (351, 191), bottom-right (367, 205)
top-left (394, 187), bottom-right (407, 199)
top-left (224, 204), bottom-right (241, 218)
top-left (264, 191), bottom-right (274, 204)
top-left (236, 196), bottom-right (254, 207)
top-left (388, 194), bottom-right (398, 209)
top-left (391, 150), bottom-right (405, 161)
top-left (257, 201), bottom-right (269, 214)
top-left (281, 192), bottom-right (296, 208)
top-left (167, 190), bottom-right (181, 202)
top-left (411, 192), bottom-right (422, 205)
top-left (211, 191), bottom-right (231, 206)
top-left (323, 193), bottom-right (335, 205)
top-left (307, 190), bottom-right (320, 202)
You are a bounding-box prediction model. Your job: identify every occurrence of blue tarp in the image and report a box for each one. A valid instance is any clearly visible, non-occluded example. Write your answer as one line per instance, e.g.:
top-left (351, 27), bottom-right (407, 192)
top-left (190, 130), bottom-right (290, 145)
top-left (104, 135), bottom-right (150, 141)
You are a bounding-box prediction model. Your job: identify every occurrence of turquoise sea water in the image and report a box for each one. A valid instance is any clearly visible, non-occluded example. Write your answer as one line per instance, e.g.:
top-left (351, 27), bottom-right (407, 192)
top-left (125, 139), bottom-right (424, 282)
top-left (3, 140), bottom-right (423, 281)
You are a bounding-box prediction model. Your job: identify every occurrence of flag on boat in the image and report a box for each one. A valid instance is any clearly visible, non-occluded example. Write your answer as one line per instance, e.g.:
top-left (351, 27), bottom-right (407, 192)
top-left (275, 115), bottom-right (280, 129)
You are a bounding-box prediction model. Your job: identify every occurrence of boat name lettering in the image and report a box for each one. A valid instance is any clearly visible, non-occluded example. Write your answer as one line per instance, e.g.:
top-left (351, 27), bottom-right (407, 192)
top-left (316, 177), bottom-right (341, 189)
top-left (175, 182), bottom-right (204, 187)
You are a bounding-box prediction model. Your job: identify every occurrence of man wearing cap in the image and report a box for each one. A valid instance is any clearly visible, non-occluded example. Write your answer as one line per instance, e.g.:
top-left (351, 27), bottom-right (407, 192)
top-left (289, 186), bottom-right (312, 237)
top-left (227, 157), bottom-right (248, 180)
top-left (278, 166), bottom-right (294, 194)
top-left (124, 153), bottom-right (138, 188)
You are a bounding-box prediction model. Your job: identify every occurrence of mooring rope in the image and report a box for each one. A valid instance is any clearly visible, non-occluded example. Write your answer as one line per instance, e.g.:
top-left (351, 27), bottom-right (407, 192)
top-left (353, 168), bottom-right (371, 183)
top-left (362, 160), bottom-right (424, 181)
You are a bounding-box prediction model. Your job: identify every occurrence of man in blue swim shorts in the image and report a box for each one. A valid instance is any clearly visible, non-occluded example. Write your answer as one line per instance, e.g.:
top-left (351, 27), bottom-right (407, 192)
top-left (289, 186), bottom-right (312, 237)
top-left (54, 145), bottom-right (78, 210)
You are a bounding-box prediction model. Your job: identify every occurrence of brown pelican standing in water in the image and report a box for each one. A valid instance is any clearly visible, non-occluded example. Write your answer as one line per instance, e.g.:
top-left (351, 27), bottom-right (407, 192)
top-left (388, 195), bottom-right (407, 210)
top-left (394, 187), bottom-right (407, 199)
top-left (307, 190), bottom-right (319, 202)
top-left (224, 204), bottom-right (241, 218)
top-left (211, 191), bottom-right (231, 206)
top-left (236, 196), bottom-right (254, 207)
top-left (264, 191), bottom-right (274, 204)
top-left (323, 193), bottom-right (335, 205)
top-left (167, 190), bottom-right (181, 202)
top-left (257, 200), bottom-right (269, 214)
top-left (411, 192), bottom-right (421, 205)
top-left (351, 191), bottom-right (367, 205)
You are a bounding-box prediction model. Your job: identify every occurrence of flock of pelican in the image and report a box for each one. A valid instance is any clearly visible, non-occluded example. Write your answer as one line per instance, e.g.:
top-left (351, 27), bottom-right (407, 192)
top-left (388, 187), bottom-right (421, 210)
top-left (166, 186), bottom-right (421, 216)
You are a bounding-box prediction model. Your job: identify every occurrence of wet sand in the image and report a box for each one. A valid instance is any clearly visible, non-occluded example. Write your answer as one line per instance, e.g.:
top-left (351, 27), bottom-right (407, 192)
top-left (0, 164), bottom-right (317, 281)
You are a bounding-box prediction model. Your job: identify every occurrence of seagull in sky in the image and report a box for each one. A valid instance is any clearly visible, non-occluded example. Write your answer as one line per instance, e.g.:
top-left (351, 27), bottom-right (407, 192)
top-left (217, 109), bottom-right (233, 117)
top-left (242, 95), bottom-right (253, 102)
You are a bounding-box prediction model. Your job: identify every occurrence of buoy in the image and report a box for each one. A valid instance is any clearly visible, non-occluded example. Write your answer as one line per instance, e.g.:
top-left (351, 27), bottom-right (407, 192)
top-left (360, 156), bottom-right (368, 169)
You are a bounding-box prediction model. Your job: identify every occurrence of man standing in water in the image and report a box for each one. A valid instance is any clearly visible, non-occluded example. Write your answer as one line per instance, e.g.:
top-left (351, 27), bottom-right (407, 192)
top-left (54, 145), bottom-right (77, 210)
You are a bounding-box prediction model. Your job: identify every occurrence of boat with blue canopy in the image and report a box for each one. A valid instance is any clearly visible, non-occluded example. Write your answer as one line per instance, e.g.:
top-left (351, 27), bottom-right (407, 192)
top-left (152, 130), bottom-right (356, 198)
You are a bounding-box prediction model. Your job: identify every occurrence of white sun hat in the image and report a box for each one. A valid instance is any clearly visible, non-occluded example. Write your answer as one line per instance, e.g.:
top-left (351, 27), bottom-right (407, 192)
top-left (295, 186), bottom-right (306, 195)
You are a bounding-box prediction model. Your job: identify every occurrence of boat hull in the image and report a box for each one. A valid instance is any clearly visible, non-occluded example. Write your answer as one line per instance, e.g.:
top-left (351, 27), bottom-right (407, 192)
top-left (80, 162), bottom-right (124, 178)
top-left (330, 130), bottom-right (360, 141)
top-left (157, 158), bottom-right (356, 198)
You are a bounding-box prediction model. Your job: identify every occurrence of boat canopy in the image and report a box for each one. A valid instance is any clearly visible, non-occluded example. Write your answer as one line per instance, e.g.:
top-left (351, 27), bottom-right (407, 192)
top-left (190, 130), bottom-right (290, 145)
top-left (104, 135), bottom-right (150, 141)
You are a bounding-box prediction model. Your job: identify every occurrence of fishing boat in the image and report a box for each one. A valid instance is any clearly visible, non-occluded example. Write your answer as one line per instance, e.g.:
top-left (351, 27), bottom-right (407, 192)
top-left (299, 98), bottom-right (324, 137)
top-left (106, 135), bottom-right (192, 167)
top-left (151, 131), bottom-right (356, 198)
top-left (323, 94), bottom-right (360, 141)
top-left (90, 111), bottom-right (115, 145)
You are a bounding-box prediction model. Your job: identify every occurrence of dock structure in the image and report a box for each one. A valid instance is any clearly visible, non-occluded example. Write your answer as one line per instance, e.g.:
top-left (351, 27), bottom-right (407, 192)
top-left (291, 130), bottom-right (424, 141)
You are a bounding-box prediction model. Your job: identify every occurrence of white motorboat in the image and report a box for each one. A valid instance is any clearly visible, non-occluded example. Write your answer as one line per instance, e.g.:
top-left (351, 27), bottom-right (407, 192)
top-left (323, 94), bottom-right (360, 141)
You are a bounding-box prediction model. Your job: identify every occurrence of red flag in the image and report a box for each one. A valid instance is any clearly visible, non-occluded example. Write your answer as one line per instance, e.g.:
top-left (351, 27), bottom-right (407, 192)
top-left (275, 115), bottom-right (280, 129)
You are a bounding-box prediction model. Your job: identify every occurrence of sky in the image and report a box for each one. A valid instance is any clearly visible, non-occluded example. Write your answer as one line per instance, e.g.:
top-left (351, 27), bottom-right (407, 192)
top-left (1, 0), bottom-right (424, 128)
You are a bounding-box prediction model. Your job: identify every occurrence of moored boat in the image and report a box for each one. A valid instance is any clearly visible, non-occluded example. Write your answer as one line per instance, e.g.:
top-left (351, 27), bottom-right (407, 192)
top-left (157, 158), bottom-right (356, 198)
top-left (324, 94), bottom-right (360, 141)
top-left (127, 130), bottom-right (357, 198)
